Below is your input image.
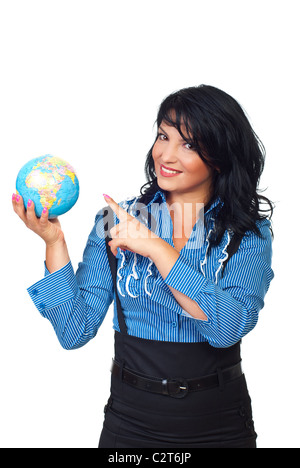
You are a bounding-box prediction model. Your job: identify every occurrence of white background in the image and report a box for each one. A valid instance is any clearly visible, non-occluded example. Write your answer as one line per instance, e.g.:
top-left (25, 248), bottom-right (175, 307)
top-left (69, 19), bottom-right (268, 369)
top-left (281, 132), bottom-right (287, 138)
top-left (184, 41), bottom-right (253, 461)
top-left (1, 0), bottom-right (299, 448)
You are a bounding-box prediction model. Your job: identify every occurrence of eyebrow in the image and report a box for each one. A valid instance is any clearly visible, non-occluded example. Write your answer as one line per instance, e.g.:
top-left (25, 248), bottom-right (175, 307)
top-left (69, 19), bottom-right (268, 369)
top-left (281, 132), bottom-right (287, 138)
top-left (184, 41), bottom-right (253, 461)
top-left (158, 125), bottom-right (189, 143)
top-left (158, 126), bottom-right (168, 135)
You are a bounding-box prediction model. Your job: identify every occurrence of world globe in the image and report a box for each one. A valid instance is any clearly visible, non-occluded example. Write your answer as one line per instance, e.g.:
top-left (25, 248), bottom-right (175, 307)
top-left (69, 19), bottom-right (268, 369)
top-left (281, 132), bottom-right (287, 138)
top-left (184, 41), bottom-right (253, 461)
top-left (16, 155), bottom-right (80, 219)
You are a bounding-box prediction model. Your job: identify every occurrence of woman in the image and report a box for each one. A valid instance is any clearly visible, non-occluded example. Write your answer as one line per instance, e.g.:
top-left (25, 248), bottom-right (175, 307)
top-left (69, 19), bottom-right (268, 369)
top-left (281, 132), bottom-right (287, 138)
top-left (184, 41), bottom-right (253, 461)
top-left (12, 85), bottom-right (274, 448)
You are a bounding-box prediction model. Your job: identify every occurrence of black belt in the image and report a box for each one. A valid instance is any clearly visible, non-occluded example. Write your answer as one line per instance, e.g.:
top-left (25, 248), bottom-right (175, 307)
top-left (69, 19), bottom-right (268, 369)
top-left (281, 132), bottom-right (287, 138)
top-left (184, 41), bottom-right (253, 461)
top-left (111, 359), bottom-right (243, 399)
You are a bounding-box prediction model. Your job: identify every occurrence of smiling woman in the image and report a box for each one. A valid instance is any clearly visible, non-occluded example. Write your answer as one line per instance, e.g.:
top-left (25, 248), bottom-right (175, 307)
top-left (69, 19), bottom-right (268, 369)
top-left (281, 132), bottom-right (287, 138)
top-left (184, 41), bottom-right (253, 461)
top-left (153, 122), bottom-right (215, 205)
top-left (13, 84), bottom-right (274, 448)
top-left (141, 85), bottom-right (273, 247)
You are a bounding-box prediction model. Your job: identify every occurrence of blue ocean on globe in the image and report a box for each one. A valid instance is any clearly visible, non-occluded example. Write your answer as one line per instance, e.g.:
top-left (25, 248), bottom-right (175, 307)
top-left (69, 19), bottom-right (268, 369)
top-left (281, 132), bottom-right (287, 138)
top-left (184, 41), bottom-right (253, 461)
top-left (16, 155), bottom-right (80, 218)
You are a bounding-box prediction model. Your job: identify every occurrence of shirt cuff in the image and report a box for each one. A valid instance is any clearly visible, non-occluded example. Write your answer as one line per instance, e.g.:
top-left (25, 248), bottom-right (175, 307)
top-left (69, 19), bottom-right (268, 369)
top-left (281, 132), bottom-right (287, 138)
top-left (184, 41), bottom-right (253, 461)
top-left (44, 261), bottom-right (51, 276)
top-left (164, 254), bottom-right (208, 299)
top-left (27, 261), bottom-right (78, 316)
top-left (164, 254), bottom-right (214, 323)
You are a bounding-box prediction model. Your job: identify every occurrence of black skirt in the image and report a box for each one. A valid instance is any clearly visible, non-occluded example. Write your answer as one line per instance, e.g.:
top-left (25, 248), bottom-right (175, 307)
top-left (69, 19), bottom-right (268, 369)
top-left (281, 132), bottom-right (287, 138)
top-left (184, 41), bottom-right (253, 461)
top-left (98, 331), bottom-right (257, 448)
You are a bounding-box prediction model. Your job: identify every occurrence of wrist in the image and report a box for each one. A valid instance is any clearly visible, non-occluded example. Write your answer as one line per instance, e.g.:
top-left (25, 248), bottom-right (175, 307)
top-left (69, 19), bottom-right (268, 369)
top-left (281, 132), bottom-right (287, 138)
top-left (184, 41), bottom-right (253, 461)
top-left (147, 237), bottom-right (168, 262)
top-left (45, 238), bottom-right (70, 274)
top-left (148, 238), bottom-right (180, 279)
top-left (45, 235), bottom-right (66, 249)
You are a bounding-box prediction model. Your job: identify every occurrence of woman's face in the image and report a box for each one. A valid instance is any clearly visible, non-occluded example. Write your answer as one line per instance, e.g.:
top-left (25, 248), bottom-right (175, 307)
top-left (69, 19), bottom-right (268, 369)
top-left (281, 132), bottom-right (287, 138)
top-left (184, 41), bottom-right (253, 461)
top-left (152, 120), bottom-right (214, 203)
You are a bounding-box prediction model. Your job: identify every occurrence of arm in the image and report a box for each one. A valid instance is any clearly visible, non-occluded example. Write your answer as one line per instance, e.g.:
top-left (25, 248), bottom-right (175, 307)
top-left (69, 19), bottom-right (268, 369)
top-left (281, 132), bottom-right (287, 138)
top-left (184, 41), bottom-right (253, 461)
top-left (149, 239), bottom-right (208, 321)
top-left (24, 205), bottom-right (113, 349)
top-left (163, 220), bottom-right (274, 347)
top-left (12, 194), bottom-right (71, 273)
top-left (46, 239), bottom-right (70, 273)
top-left (13, 195), bottom-right (114, 349)
top-left (104, 194), bottom-right (207, 320)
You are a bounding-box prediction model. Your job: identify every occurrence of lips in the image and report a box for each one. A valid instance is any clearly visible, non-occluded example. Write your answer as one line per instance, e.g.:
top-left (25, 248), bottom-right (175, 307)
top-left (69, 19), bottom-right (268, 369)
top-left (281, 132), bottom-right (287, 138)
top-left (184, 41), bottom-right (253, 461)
top-left (160, 164), bottom-right (182, 177)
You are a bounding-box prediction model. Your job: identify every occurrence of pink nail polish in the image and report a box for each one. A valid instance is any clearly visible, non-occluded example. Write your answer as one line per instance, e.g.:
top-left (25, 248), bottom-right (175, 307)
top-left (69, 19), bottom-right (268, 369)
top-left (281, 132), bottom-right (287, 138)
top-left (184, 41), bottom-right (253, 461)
top-left (103, 193), bottom-right (111, 199)
top-left (12, 193), bottom-right (16, 201)
top-left (42, 207), bottom-right (48, 214)
top-left (16, 195), bottom-right (20, 202)
top-left (27, 199), bottom-right (32, 207)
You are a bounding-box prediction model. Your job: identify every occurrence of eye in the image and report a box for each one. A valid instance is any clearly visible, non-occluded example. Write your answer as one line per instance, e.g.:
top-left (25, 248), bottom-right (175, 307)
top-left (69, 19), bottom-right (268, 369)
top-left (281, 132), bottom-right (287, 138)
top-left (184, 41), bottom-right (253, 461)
top-left (157, 133), bottom-right (167, 141)
top-left (184, 142), bottom-right (194, 150)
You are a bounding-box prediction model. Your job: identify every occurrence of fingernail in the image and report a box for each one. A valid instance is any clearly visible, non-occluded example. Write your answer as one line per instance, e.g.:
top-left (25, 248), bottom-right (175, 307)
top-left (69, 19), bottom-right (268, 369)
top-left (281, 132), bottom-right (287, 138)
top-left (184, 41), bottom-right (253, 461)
top-left (103, 194), bottom-right (111, 199)
top-left (27, 199), bottom-right (32, 207)
top-left (16, 195), bottom-right (20, 202)
top-left (42, 207), bottom-right (48, 214)
top-left (12, 193), bottom-right (16, 201)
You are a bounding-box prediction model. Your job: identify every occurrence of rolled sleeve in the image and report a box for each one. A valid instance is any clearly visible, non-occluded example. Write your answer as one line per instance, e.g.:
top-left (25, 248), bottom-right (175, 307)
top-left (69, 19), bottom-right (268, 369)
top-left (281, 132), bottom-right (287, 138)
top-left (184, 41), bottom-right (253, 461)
top-left (165, 254), bottom-right (215, 325)
top-left (26, 210), bottom-right (114, 350)
top-left (164, 221), bottom-right (274, 348)
top-left (27, 261), bottom-right (78, 317)
top-left (44, 262), bottom-right (51, 277)
top-left (165, 254), bottom-right (208, 300)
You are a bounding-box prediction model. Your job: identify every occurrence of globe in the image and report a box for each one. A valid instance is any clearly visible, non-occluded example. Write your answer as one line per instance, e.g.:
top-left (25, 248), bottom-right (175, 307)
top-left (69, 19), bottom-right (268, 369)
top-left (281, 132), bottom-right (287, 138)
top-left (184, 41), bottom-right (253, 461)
top-left (16, 155), bottom-right (80, 219)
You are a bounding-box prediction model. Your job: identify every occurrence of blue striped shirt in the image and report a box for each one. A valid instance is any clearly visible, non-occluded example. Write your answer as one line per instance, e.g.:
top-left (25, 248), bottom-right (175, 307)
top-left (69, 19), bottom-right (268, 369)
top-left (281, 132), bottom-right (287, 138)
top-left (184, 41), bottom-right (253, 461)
top-left (27, 190), bottom-right (274, 349)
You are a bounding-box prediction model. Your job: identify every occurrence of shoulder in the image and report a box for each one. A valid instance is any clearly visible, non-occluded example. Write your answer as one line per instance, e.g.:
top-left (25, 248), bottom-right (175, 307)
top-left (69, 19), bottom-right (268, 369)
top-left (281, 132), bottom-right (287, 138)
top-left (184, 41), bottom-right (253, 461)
top-left (239, 218), bottom-right (273, 264)
top-left (243, 218), bottom-right (273, 246)
top-left (118, 195), bottom-right (141, 214)
top-left (255, 218), bottom-right (273, 239)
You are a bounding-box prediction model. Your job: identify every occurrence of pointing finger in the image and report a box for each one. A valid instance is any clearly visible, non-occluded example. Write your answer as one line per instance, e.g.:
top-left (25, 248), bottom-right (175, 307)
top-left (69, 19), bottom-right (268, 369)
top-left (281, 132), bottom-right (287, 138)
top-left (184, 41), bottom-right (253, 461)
top-left (103, 194), bottom-right (131, 222)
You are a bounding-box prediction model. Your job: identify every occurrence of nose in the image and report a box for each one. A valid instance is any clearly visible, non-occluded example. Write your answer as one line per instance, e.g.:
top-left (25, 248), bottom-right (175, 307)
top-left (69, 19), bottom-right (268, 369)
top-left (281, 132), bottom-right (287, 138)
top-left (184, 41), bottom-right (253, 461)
top-left (158, 141), bottom-right (179, 164)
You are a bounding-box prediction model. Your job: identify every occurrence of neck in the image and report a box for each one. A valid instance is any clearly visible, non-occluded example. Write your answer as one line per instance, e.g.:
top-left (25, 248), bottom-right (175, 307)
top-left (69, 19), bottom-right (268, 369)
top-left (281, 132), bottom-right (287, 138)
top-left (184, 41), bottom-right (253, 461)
top-left (166, 189), bottom-right (212, 211)
top-left (165, 191), bottom-right (209, 239)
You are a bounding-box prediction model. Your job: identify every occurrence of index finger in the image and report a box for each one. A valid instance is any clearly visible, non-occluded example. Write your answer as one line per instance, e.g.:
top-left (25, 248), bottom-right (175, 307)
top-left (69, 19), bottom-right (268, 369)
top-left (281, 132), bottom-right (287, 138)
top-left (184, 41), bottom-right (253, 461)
top-left (103, 194), bottom-right (131, 222)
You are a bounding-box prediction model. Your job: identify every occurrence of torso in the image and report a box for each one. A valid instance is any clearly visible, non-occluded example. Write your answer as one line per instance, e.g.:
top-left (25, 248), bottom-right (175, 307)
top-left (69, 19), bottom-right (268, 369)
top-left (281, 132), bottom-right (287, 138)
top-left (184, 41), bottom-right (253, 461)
top-left (169, 211), bottom-right (198, 253)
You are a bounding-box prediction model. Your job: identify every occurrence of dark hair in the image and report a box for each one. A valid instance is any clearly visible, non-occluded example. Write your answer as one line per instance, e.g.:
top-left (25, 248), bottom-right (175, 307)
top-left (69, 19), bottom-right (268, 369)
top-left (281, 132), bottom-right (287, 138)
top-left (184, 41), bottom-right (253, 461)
top-left (139, 84), bottom-right (274, 245)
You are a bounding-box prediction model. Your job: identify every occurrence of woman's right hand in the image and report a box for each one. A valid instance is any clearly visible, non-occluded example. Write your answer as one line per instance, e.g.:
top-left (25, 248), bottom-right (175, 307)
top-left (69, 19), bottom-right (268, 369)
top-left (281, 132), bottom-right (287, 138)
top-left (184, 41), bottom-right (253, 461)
top-left (12, 193), bottom-right (65, 247)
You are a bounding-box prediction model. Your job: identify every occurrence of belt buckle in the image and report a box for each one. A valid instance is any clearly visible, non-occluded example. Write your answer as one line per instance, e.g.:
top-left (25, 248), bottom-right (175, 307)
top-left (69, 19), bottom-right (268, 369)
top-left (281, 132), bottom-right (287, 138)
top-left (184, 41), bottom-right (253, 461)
top-left (163, 378), bottom-right (189, 399)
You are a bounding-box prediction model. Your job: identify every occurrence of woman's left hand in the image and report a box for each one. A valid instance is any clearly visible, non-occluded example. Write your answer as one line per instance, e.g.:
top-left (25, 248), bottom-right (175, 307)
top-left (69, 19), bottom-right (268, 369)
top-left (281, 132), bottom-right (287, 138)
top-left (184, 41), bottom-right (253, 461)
top-left (103, 195), bottom-right (206, 319)
top-left (103, 194), bottom-right (161, 258)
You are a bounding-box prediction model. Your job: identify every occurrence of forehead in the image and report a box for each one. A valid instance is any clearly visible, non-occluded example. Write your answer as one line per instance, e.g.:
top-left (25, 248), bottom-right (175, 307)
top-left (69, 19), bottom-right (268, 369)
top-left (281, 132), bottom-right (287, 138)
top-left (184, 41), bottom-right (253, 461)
top-left (159, 107), bottom-right (194, 138)
top-left (159, 119), bottom-right (190, 141)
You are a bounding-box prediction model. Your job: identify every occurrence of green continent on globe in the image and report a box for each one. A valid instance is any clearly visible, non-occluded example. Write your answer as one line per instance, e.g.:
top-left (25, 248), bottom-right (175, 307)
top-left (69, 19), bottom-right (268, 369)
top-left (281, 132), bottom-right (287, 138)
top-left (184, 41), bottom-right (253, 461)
top-left (25, 156), bottom-right (76, 210)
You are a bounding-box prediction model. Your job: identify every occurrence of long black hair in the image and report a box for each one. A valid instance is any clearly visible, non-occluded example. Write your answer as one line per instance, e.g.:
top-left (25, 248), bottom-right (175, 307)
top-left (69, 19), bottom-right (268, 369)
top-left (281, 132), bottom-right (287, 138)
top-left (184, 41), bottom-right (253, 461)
top-left (139, 84), bottom-right (274, 246)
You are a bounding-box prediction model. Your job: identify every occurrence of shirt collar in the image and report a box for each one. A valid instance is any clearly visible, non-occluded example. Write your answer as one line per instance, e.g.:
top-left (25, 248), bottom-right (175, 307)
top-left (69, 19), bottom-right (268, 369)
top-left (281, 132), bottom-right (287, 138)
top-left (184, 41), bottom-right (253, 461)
top-left (144, 189), bottom-right (222, 215)
top-left (204, 196), bottom-right (222, 215)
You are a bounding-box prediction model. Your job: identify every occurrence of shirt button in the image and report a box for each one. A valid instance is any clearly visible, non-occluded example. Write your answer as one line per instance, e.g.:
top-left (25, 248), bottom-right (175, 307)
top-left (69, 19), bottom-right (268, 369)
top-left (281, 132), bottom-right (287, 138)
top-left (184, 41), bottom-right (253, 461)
top-left (172, 322), bottom-right (177, 328)
top-left (39, 303), bottom-right (46, 310)
top-left (32, 289), bottom-right (39, 296)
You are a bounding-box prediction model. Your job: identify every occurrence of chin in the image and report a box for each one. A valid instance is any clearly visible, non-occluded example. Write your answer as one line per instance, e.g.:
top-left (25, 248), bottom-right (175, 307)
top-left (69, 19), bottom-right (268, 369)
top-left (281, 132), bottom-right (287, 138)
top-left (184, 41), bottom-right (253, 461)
top-left (157, 179), bottom-right (183, 195)
top-left (156, 177), bottom-right (173, 190)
